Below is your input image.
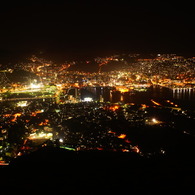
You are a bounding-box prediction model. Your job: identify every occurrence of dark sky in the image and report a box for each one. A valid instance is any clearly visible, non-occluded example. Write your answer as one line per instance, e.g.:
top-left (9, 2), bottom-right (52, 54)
top-left (0, 1), bottom-right (195, 62)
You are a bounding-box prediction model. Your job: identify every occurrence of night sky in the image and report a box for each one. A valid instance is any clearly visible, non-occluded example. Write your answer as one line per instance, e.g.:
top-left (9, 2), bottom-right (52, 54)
top-left (0, 2), bottom-right (195, 62)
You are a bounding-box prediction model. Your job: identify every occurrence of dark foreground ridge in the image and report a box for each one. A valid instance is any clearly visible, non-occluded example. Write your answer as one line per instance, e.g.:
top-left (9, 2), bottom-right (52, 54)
top-left (1, 146), bottom-right (195, 195)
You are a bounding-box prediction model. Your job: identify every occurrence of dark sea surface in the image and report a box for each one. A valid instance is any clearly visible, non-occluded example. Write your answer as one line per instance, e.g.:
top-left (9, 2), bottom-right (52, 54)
top-left (93, 86), bottom-right (195, 110)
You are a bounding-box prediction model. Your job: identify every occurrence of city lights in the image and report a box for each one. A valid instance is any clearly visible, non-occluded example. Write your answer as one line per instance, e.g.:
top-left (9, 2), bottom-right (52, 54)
top-left (0, 53), bottom-right (195, 175)
top-left (30, 83), bottom-right (41, 89)
top-left (145, 117), bottom-right (162, 125)
top-left (28, 132), bottom-right (53, 140)
top-left (83, 97), bottom-right (93, 102)
top-left (118, 134), bottom-right (126, 139)
top-left (17, 101), bottom-right (28, 107)
top-left (152, 118), bottom-right (158, 124)
top-left (0, 1), bottom-right (194, 192)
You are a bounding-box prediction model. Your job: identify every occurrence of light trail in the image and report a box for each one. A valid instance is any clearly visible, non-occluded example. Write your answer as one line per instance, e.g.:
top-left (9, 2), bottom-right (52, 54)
top-left (151, 99), bottom-right (162, 106)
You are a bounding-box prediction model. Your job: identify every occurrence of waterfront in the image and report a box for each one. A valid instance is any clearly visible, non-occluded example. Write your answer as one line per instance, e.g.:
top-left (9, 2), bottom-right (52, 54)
top-left (147, 86), bottom-right (195, 110)
top-left (82, 85), bottom-right (195, 110)
top-left (1, 84), bottom-right (195, 163)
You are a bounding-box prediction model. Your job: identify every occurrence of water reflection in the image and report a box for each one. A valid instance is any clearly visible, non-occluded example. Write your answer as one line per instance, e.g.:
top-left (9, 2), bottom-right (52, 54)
top-left (173, 88), bottom-right (195, 100)
top-left (80, 86), bottom-right (195, 109)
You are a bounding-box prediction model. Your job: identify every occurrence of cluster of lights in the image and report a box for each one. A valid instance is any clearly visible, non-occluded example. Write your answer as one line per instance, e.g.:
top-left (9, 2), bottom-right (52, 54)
top-left (145, 118), bottom-right (162, 125)
top-left (166, 100), bottom-right (178, 107)
top-left (28, 132), bottom-right (53, 140)
top-left (17, 101), bottom-right (28, 107)
top-left (152, 118), bottom-right (158, 124)
top-left (83, 97), bottom-right (93, 102)
top-left (30, 83), bottom-right (42, 89)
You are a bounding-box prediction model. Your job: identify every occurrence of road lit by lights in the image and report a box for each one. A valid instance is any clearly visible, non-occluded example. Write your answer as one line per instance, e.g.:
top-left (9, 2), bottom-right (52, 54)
top-left (151, 99), bottom-right (161, 106)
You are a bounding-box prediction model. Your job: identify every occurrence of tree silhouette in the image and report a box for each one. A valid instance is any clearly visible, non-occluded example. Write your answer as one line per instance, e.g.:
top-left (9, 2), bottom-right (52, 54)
top-left (7, 122), bottom-right (27, 145)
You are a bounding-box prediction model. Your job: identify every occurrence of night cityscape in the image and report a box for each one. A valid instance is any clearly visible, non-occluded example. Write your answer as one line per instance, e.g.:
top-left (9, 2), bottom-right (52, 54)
top-left (1, 2), bottom-right (195, 195)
